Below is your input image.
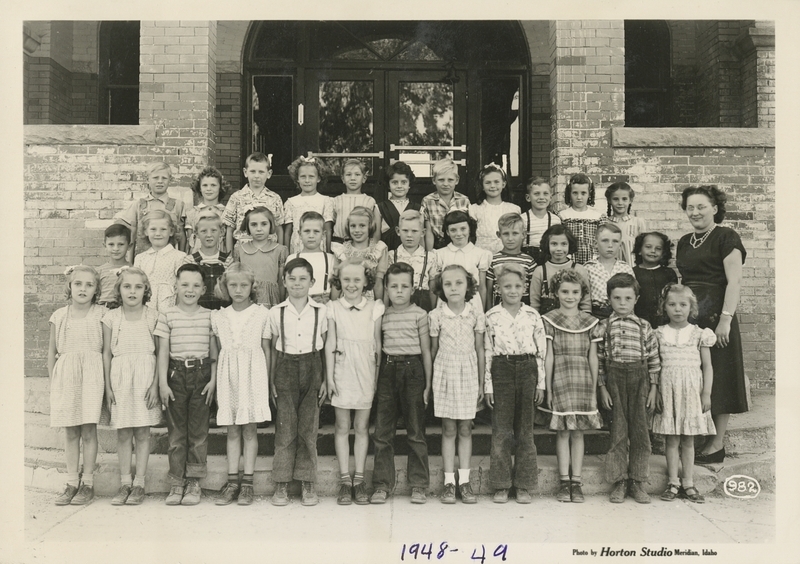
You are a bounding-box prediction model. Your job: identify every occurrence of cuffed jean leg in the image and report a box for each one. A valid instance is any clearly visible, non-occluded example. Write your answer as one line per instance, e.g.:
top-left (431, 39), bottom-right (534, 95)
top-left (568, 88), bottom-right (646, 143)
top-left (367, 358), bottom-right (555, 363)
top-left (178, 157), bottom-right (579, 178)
top-left (512, 360), bottom-right (537, 490)
top-left (293, 354), bottom-right (322, 482)
top-left (399, 358), bottom-right (429, 489)
top-left (372, 361), bottom-right (400, 491)
top-left (489, 361), bottom-right (514, 490)
top-left (166, 367), bottom-right (189, 485)
top-left (605, 369), bottom-right (629, 483)
top-left (272, 357), bottom-right (300, 484)
top-left (626, 368), bottom-right (651, 482)
top-left (185, 365), bottom-right (211, 479)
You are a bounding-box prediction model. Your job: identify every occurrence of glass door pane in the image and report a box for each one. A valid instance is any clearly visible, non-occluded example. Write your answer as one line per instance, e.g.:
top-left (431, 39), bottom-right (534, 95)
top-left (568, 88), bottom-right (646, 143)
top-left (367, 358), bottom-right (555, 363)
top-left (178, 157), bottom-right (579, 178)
top-left (305, 71), bottom-right (385, 188)
top-left (387, 71), bottom-right (467, 197)
top-left (252, 75), bottom-right (294, 175)
top-left (481, 77), bottom-right (521, 178)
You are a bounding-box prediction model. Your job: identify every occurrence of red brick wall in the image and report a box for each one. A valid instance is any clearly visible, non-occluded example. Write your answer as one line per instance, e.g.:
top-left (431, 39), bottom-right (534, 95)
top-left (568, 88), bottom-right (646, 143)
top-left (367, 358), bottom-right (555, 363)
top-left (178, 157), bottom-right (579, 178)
top-left (603, 134), bottom-right (775, 388)
top-left (215, 72), bottom-right (243, 195)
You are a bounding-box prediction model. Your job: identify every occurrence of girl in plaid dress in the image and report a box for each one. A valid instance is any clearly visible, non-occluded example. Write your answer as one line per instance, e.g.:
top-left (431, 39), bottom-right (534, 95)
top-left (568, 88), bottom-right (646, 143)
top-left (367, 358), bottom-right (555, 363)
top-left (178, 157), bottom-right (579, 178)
top-left (429, 265), bottom-right (486, 504)
top-left (558, 173), bottom-right (604, 265)
top-left (543, 268), bottom-right (602, 503)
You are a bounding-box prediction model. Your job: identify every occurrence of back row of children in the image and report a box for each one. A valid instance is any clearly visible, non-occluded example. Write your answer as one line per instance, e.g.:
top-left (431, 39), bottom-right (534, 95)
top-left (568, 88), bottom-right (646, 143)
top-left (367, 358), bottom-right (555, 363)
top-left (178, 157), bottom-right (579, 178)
top-left (50, 154), bottom-right (709, 508)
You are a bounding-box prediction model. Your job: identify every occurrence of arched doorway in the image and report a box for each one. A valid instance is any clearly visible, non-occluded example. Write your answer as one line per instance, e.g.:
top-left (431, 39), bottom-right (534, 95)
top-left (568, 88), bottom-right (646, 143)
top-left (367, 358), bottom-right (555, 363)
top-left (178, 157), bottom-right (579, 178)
top-left (242, 21), bottom-right (530, 202)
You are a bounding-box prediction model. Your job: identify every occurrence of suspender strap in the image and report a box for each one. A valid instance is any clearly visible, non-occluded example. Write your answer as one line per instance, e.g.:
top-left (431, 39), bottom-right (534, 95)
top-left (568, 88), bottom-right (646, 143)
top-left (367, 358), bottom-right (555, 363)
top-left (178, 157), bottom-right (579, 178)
top-left (394, 248), bottom-right (398, 263)
top-left (323, 253), bottom-right (329, 291)
top-left (541, 263), bottom-right (549, 297)
top-left (419, 251), bottom-right (428, 290)
top-left (312, 307), bottom-right (319, 352)
top-left (280, 304), bottom-right (320, 354)
top-left (280, 306), bottom-right (285, 354)
top-left (526, 212), bottom-right (531, 246)
top-left (547, 212), bottom-right (552, 229)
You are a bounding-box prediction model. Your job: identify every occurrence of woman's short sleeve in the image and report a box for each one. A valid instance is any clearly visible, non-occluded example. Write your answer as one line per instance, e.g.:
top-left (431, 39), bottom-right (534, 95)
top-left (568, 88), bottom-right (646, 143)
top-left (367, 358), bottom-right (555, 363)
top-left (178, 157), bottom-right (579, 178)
top-left (375, 242), bottom-right (389, 276)
top-left (428, 309), bottom-right (441, 337)
top-left (477, 248), bottom-right (492, 272)
top-left (210, 310), bottom-right (220, 335)
top-left (718, 227), bottom-right (747, 264)
top-left (372, 300), bottom-right (386, 321)
top-left (590, 321), bottom-right (606, 342)
top-left (321, 196), bottom-right (334, 223)
top-left (49, 306), bottom-right (66, 327)
top-left (699, 326), bottom-right (717, 348)
top-left (260, 309), bottom-right (272, 340)
top-left (101, 307), bottom-right (117, 330)
top-left (326, 301), bottom-right (338, 321)
top-left (277, 245), bottom-right (288, 269)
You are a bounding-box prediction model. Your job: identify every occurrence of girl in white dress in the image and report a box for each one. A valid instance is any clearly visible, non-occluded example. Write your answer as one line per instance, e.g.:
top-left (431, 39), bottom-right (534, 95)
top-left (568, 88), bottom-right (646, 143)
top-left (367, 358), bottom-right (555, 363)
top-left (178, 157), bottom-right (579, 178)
top-left (652, 284), bottom-right (716, 504)
top-left (48, 265), bottom-right (105, 506)
top-left (102, 267), bottom-right (162, 506)
top-left (211, 263), bottom-right (272, 506)
top-left (469, 164), bottom-right (520, 253)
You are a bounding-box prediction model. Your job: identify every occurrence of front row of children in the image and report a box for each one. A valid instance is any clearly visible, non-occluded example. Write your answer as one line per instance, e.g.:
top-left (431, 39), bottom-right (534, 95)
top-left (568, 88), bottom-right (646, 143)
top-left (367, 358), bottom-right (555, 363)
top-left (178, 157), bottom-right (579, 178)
top-left (51, 242), bottom-right (715, 508)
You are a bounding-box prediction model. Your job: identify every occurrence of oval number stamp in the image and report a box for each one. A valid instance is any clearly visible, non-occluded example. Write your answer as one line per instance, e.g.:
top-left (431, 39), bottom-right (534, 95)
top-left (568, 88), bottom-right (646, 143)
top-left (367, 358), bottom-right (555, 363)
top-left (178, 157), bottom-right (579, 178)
top-left (724, 474), bottom-right (761, 499)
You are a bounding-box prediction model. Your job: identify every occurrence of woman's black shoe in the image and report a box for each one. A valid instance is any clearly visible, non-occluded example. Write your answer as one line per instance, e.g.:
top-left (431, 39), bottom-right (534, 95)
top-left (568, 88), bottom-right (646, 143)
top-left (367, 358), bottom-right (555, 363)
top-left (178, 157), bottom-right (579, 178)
top-left (695, 447), bottom-right (725, 464)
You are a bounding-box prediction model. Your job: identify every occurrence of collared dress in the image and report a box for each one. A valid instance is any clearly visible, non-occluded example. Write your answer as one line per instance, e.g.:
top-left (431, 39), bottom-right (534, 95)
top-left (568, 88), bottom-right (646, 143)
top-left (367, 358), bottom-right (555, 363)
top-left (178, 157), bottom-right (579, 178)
top-left (102, 306), bottom-right (162, 429)
top-left (651, 324), bottom-right (717, 436)
top-left (333, 241), bottom-right (388, 301)
top-left (211, 304), bottom-right (272, 425)
top-left (542, 310), bottom-right (603, 430)
top-left (232, 241), bottom-right (288, 308)
top-left (558, 206), bottom-right (604, 265)
top-left (327, 297), bottom-right (385, 410)
top-left (469, 201), bottom-right (521, 253)
top-left (48, 304), bottom-right (105, 427)
top-left (133, 244), bottom-right (192, 312)
top-left (429, 302), bottom-right (485, 420)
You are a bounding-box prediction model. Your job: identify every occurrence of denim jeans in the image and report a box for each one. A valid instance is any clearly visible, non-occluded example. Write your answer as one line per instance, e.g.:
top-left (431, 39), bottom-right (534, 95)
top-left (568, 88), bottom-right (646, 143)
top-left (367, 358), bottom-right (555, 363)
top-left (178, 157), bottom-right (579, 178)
top-left (605, 360), bottom-right (651, 483)
top-left (272, 352), bottom-right (323, 483)
top-left (488, 357), bottom-right (538, 490)
top-left (372, 355), bottom-right (430, 490)
top-left (166, 361), bottom-right (211, 484)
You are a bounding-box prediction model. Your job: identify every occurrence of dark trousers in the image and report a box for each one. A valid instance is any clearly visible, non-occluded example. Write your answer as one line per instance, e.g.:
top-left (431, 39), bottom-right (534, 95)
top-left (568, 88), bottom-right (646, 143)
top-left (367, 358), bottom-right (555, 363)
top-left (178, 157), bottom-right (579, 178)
top-left (488, 358), bottom-right (538, 490)
top-left (166, 362), bottom-right (211, 484)
top-left (272, 352), bottom-right (323, 483)
top-left (605, 360), bottom-right (651, 483)
top-left (372, 355), bottom-right (430, 490)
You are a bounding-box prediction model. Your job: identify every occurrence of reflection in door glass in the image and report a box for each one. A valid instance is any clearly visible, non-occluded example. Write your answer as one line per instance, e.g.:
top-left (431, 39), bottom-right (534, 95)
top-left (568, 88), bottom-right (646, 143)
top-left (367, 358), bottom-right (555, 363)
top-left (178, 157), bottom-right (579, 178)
top-left (481, 79), bottom-right (520, 178)
top-left (319, 81), bottom-right (374, 176)
top-left (252, 76), bottom-right (293, 174)
top-left (397, 82), bottom-right (454, 177)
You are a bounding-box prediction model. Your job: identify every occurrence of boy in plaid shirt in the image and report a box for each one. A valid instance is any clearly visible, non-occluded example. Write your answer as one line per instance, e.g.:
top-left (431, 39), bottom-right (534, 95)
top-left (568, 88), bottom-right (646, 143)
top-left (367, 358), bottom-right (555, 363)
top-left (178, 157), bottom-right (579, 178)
top-left (595, 273), bottom-right (660, 504)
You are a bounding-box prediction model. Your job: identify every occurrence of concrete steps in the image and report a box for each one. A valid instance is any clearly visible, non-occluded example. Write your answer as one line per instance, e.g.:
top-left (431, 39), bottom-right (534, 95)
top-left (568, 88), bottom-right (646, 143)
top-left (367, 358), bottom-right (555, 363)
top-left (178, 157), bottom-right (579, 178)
top-left (25, 447), bottom-right (723, 499)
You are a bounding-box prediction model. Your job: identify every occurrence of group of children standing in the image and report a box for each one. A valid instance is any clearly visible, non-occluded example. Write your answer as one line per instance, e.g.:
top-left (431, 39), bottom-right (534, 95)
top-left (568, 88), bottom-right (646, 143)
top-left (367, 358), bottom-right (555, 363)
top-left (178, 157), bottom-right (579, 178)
top-left (47, 154), bottom-right (715, 509)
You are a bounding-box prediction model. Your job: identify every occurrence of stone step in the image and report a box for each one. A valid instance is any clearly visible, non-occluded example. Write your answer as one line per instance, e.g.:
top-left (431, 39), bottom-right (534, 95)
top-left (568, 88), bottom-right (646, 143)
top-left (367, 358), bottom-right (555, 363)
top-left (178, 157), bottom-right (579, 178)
top-left (24, 411), bottom-right (611, 456)
top-left (25, 447), bottom-right (721, 499)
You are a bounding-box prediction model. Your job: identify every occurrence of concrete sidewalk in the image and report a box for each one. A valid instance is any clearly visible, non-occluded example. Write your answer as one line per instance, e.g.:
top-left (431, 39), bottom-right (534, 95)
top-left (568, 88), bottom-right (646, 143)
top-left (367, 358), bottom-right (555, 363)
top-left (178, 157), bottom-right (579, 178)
top-left (19, 486), bottom-right (775, 563)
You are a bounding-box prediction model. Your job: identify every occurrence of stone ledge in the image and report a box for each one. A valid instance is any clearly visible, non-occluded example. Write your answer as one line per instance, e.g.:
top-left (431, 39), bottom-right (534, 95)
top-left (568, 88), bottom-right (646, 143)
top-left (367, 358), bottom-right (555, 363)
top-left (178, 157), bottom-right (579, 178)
top-left (25, 125), bottom-right (157, 146)
top-left (612, 127), bottom-right (775, 148)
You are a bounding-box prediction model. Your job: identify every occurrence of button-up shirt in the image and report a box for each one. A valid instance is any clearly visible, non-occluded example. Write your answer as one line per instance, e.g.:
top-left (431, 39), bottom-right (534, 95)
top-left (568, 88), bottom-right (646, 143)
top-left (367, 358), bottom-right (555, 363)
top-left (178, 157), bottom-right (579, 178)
top-left (583, 258), bottom-right (635, 308)
top-left (484, 304), bottom-right (547, 393)
top-left (389, 245), bottom-right (433, 290)
top-left (222, 184), bottom-right (285, 243)
top-left (431, 242), bottom-right (492, 283)
top-left (594, 313), bottom-right (661, 385)
top-left (268, 299), bottom-right (328, 354)
top-left (420, 191), bottom-right (471, 239)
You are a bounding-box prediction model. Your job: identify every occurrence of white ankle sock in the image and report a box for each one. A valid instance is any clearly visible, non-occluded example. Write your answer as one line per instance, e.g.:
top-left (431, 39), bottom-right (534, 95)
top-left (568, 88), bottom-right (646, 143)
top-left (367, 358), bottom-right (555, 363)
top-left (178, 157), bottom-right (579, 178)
top-left (133, 475), bottom-right (145, 488)
top-left (66, 472), bottom-right (80, 488)
top-left (120, 473), bottom-right (132, 486)
top-left (444, 472), bottom-right (456, 486)
top-left (458, 469), bottom-right (470, 485)
top-left (82, 473), bottom-right (93, 487)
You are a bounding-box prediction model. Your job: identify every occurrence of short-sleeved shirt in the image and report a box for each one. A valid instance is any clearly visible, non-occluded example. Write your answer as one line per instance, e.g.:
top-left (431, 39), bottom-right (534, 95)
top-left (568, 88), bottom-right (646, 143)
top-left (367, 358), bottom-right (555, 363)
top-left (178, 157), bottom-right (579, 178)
top-left (594, 313), bottom-right (661, 384)
top-left (486, 251), bottom-right (536, 305)
top-left (676, 225), bottom-right (747, 287)
top-left (430, 242), bottom-right (492, 282)
top-left (523, 210), bottom-right (561, 248)
top-left (97, 262), bottom-right (129, 304)
top-left (381, 304), bottom-right (429, 356)
top-left (286, 251), bottom-right (335, 298)
top-left (583, 259), bottom-right (635, 307)
top-left (468, 201), bottom-right (521, 253)
top-left (420, 191), bottom-right (471, 239)
top-left (389, 245), bottom-right (433, 290)
top-left (332, 193), bottom-right (378, 239)
top-left (268, 299), bottom-right (328, 354)
top-left (222, 185), bottom-right (285, 243)
top-left (153, 306), bottom-right (213, 360)
top-left (283, 193), bottom-right (335, 253)
top-left (483, 304), bottom-right (547, 392)
top-left (114, 192), bottom-right (187, 250)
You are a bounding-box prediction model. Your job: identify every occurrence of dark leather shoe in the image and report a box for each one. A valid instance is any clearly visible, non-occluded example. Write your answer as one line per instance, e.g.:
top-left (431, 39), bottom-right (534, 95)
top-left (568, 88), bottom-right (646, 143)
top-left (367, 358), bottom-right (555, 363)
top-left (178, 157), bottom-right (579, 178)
top-left (695, 447), bottom-right (725, 464)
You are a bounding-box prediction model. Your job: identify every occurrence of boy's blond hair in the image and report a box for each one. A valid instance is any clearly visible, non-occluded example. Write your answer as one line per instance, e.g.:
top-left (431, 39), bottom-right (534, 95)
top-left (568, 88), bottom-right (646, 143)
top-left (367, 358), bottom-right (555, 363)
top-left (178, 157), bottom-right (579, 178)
top-left (397, 209), bottom-right (424, 229)
top-left (497, 212), bottom-right (523, 232)
top-left (146, 161), bottom-right (172, 178)
top-left (432, 158), bottom-right (459, 181)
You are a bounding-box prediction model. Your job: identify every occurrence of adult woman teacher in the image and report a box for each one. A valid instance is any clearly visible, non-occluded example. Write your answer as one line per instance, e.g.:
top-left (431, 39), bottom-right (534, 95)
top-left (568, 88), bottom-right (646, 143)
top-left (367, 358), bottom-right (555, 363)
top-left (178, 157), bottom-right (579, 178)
top-left (676, 185), bottom-right (748, 464)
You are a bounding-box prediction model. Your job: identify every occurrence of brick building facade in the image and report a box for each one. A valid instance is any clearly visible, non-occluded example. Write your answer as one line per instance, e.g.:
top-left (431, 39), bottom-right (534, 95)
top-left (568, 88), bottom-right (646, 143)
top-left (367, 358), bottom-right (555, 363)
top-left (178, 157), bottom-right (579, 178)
top-left (22, 20), bottom-right (775, 392)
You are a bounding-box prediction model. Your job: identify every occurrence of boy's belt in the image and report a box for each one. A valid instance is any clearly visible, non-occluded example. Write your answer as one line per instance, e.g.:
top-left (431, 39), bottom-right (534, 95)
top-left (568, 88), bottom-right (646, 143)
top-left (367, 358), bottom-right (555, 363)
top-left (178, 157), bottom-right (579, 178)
top-left (278, 351), bottom-right (321, 360)
top-left (383, 354), bottom-right (421, 363)
top-left (169, 357), bottom-right (209, 368)
top-left (494, 354), bottom-right (535, 362)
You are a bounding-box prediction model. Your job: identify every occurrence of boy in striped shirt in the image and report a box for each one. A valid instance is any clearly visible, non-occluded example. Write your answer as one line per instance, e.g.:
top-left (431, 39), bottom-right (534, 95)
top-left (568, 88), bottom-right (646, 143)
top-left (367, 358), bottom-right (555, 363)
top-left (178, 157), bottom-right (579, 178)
top-left (486, 213), bottom-right (536, 309)
top-left (371, 262), bottom-right (433, 505)
top-left (155, 263), bottom-right (218, 506)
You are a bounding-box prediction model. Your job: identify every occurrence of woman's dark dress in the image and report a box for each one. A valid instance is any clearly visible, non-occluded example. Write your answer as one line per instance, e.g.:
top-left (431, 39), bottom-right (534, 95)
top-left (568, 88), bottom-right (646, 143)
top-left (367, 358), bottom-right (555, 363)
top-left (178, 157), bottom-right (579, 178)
top-left (676, 226), bottom-right (748, 415)
top-left (633, 265), bottom-right (678, 330)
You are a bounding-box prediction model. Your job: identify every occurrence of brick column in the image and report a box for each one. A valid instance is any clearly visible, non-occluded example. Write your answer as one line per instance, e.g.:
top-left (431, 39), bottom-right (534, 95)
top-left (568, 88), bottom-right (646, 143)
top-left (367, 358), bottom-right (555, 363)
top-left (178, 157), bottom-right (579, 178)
top-left (139, 21), bottom-right (217, 185)
top-left (736, 22), bottom-right (775, 128)
top-left (549, 21), bottom-right (625, 189)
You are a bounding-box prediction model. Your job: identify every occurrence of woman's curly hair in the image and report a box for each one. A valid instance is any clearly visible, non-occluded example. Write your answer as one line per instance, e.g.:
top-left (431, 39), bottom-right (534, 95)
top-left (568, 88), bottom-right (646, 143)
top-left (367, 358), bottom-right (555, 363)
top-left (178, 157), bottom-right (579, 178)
top-left (681, 185), bottom-right (727, 224)
top-left (432, 264), bottom-right (478, 303)
top-left (329, 257), bottom-right (376, 292)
